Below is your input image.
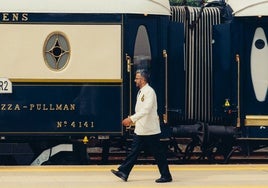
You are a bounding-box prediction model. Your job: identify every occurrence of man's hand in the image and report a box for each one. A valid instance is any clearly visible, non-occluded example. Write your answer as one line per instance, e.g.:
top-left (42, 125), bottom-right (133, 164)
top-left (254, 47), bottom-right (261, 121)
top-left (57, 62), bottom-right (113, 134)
top-left (122, 117), bottom-right (133, 127)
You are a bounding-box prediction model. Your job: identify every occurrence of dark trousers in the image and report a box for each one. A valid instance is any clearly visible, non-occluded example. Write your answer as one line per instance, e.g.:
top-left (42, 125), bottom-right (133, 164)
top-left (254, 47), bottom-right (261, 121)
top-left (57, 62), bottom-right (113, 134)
top-left (118, 134), bottom-right (171, 178)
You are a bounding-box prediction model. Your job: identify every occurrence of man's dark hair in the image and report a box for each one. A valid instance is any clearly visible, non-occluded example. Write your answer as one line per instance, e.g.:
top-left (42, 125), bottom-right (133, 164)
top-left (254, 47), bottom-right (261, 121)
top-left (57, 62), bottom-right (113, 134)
top-left (136, 69), bottom-right (150, 82)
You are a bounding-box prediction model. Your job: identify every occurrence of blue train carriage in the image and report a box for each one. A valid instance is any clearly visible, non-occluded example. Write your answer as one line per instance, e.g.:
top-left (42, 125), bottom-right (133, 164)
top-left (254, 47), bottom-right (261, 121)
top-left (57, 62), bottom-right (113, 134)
top-left (0, 0), bottom-right (171, 165)
top-left (213, 0), bottom-right (268, 155)
top-left (167, 1), bottom-right (268, 162)
top-left (231, 0), bottom-right (268, 147)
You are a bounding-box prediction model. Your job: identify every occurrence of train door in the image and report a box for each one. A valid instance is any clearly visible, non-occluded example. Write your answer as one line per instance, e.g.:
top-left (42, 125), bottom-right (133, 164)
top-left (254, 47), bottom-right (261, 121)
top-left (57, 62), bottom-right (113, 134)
top-left (123, 15), bottom-right (167, 124)
top-left (166, 21), bottom-right (185, 125)
top-left (212, 23), bottom-right (234, 121)
top-left (241, 20), bottom-right (268, 137)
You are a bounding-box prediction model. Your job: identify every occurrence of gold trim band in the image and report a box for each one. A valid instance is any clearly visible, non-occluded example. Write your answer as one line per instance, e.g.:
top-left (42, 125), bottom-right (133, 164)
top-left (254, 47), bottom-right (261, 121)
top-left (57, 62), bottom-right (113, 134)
top-left (245, 115), bottom-right (268, 126)
top-left (10, 79), bottom-right (123, 83)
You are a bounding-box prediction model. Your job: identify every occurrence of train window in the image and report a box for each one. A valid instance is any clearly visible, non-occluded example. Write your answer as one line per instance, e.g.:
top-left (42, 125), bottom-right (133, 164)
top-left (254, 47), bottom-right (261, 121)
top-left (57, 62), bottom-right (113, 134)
top-left (133, 25), bottom-right (151, 72)
top-left (255, 39), bottom-right (265, 49)
top-left (43, 32), bottom-right (70, 71)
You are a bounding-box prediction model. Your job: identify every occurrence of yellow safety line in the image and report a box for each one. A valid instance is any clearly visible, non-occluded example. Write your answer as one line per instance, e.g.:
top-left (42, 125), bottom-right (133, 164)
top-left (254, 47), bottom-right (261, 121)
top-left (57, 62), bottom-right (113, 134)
top-left (181, 186), bottom-right (268, 188)
top-left (0, 165), bottom-right (267, 172)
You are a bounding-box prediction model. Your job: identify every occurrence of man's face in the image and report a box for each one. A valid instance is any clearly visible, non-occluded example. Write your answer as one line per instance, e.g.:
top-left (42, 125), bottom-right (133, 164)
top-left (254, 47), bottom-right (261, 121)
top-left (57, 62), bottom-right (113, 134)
top-left (134, 73), bottom-right (144, 88)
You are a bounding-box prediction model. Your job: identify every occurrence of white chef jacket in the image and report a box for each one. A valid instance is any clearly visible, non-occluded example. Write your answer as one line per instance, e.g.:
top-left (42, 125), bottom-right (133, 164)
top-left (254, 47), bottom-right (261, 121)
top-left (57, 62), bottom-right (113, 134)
top-left (130, 83), bottom-right (161, 135)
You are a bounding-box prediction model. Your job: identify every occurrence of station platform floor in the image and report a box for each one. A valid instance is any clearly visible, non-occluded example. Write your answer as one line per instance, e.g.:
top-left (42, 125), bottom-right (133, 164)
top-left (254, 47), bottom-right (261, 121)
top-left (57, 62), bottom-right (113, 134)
top-left (0, 164), bottom-right (267, 188)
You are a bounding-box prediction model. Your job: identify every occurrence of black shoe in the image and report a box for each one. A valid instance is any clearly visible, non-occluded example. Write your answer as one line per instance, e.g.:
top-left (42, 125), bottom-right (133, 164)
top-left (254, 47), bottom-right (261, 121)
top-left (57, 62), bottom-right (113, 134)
top-left (155, 177), bottom-right (172, 183)
top-left (111, 169), bottom-right (128, 181)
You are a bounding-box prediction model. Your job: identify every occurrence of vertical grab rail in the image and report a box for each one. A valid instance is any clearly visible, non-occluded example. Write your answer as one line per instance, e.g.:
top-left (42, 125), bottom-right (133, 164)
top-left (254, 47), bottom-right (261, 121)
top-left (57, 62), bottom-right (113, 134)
top-left (236, 54), bottom-right (241, 128)
top-left (163, 50), bottom-right (168, 124)
top-left (126, 54), bottom-right (133, 116)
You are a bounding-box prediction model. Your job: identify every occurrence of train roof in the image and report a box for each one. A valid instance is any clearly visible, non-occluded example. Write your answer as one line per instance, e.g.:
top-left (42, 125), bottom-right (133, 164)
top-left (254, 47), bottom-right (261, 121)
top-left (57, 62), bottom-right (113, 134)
top-left (227, 0), bottom-right (268, 17)
top-left (0, 0), bottom-right (170, 15)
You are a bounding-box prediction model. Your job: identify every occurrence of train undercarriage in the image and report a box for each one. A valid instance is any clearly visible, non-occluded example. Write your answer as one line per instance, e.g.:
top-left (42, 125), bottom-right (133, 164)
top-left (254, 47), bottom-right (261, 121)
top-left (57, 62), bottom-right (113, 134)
top-left (0, 123), bottom-right (267, 165)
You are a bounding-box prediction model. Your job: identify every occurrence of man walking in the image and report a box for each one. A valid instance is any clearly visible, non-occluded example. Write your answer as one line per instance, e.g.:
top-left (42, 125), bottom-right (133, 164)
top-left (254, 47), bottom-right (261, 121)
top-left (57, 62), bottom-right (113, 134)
top-left (111, 69), bottom-right (172, 183)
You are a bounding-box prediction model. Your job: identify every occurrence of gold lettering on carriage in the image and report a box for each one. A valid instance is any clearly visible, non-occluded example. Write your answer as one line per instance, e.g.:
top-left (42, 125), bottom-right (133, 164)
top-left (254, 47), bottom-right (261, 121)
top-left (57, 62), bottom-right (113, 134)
top-left (29, 104), bottom-right (75, 111)
top-left (2, 13), bottom-right (28, 22)
top-left (0, 103), bottom-right (75, 111)
top-left (56, 121), bottom-right (92, 128)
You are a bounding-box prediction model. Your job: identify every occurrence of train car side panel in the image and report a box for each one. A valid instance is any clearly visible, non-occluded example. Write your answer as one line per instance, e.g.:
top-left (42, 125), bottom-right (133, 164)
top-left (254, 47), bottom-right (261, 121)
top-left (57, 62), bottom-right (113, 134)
top-left (0, 24), bottom-right (121, 81)
top-left (0, 85), bottom-right (122, 134)
top-left (0, 13), bottom-right (124, 136)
